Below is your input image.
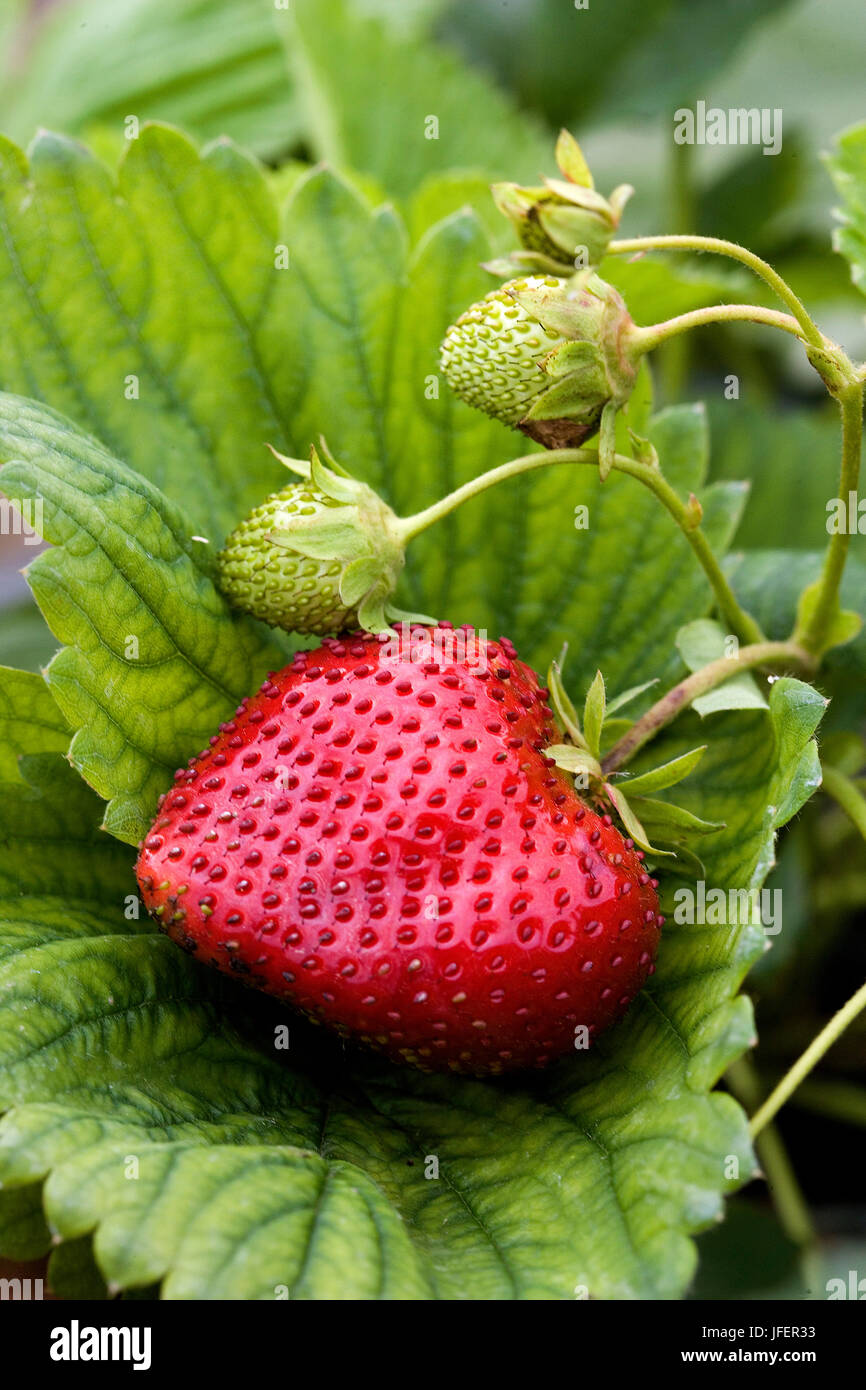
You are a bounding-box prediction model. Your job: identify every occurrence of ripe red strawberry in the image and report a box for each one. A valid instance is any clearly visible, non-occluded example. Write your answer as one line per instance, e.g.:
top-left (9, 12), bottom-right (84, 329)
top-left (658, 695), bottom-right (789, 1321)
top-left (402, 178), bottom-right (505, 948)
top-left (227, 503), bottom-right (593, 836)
top-left (136, 625), bottom-right (661, 1074)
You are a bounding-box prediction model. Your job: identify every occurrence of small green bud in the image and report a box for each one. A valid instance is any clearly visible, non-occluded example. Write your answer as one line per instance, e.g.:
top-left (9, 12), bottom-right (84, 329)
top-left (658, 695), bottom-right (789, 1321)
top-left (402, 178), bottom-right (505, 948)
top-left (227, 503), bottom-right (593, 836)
top-left (490, 130), bottom-right (632, 275)
top-left (217, 445), bottom-right (430, 636)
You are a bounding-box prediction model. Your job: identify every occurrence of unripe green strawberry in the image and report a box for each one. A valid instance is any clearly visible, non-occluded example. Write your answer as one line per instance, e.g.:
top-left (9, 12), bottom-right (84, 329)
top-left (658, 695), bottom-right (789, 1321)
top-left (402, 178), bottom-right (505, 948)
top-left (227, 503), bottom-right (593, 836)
top-left (440, 271), bottom-right (642, 462)
top-left (219, 483), bottom-right (358, 634)
top-left (440, 276), bottom-right (571, 430)
top-left (217, 445), bottom-right (431, 637)
top-left (490, 130), bottom-right (633, 275)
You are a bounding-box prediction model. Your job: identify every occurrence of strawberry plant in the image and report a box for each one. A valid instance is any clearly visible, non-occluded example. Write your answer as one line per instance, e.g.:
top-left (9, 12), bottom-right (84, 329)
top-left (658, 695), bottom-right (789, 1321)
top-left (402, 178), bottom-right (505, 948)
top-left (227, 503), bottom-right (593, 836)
top-left (0, 0), bottom-right (864, 1303)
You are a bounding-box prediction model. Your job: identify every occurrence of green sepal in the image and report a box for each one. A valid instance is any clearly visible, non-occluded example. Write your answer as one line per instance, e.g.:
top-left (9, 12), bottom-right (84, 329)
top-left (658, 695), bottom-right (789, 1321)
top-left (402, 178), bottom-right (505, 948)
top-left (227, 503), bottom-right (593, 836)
top-left (356, 591), bottom-right (390, 634)
top-left (265, 443), bottom-right (311, 479)
top-left (315, 435), bottom-right (354, 479)
top-left (547, 649), bottom-right (588, 748)
top-left (615, 746), bottom-right (707, 796)
top-left (547, 743), bottom-right (601, 780)
top-left (339, 556), bottom-right (384, 606)
top-left (603, 781), bottom-right (673, 856)
top-left (384, 602), bottom-right (438, 626)
top-left (582, 669), bottom-right (606, 759)
top-left (554, 128), bottom-right (594, 188)
top-left (542, 180), bottom-right (616, 216)
top-left (523, 366), bottom-right (607, 423)
top-left (540, 338), bottom-right (604, 381)
top-left (482, 251), bottom-right (573, 279)
top-left (605, 678), bottom-right (658, 715)
top-left (627, 796), bottom-right (724, 838)
top-left (269, 512), bottom-right (367, 559)
top-left (598, 401), bottom-right (618, 482)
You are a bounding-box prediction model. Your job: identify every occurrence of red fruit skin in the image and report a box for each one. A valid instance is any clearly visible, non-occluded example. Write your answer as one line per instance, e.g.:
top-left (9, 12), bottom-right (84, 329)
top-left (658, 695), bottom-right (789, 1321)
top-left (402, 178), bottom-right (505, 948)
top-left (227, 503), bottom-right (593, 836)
top-left (136, 625), bottom-right (661, 1074)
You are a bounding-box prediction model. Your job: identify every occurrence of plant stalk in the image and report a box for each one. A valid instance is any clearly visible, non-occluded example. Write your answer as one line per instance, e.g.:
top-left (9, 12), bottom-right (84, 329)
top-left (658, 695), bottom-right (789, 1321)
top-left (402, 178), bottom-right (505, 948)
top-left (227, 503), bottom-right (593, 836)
top-left (601, 640), bottom-right (810, 773)
top-left (633, 304), bottom-right (805, 351)
top-left (397, 448), bottom-right (764, 646)
top-left (608, 233), bottom-right (825, 349)
top-left (821, 762), bottom-right (866, 843)
top-left (797, 381), bottom-right (864, 657)
top-left (750, 980), bottom-right (866, 1137)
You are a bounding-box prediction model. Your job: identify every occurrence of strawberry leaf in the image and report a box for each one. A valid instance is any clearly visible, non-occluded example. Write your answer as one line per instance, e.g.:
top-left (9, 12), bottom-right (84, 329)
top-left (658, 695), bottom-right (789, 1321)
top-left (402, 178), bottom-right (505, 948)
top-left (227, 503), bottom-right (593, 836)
top-left (280, 0), bottom-right (548, 198)
top-left (0, 124), bottom-right (828, 1301)
top-left (0, 394), bottom-right (286, 844)
top-left (0, 668), bottom-right (68, 781)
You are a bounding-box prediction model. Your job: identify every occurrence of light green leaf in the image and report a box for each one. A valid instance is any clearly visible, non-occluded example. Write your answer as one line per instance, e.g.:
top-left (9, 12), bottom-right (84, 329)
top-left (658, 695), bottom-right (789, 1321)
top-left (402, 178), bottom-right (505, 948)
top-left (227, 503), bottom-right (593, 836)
top-left (0, 0), bottom-right (298, 160)
top-left (828, 122), bottom-right (866, 296)
top-left (676, 618), bottom-right (769, 715)
top-left (0, 668), bottom-right (68, 781)
top-left (0, 125), bottom-right (293, 538)
top-left (281, 0), bottom-right (548, 199)
top-left (0, 393), bottom-right (285, 844)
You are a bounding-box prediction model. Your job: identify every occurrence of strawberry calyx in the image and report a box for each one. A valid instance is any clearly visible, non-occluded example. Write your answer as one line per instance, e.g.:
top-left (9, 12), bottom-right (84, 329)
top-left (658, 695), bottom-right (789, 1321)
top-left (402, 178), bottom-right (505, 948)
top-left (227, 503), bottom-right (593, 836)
top-left (217, 441), bottom-right (434, 636)
top-left (545, 650), bottom-right (723, 870)
top-left (489, 129), bottom-right (633, 276)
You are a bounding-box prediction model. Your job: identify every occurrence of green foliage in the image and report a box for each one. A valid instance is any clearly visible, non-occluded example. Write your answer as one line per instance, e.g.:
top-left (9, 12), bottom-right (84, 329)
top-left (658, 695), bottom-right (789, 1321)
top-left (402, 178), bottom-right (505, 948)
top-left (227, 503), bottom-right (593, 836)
top-left (0, 0), bottom-right (861, 1303)
top-left (442, 0), bottom-right (795, 129)
top-left (0, 0), bottom-right (298, 160)
top-left (829, 122), bottom-right (866, 296)
top-left (0, 394), bottom-right (285, 843)
top-left (281, 0), bottom-right (548, 198)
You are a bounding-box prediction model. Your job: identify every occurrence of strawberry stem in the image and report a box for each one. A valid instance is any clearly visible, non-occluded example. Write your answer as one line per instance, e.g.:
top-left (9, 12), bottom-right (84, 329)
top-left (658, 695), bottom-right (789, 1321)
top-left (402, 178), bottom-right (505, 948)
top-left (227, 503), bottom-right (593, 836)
top-left (632, 303), bottom-right (806, 351)
top-left (608, 233), bottom-right (825, 349)
top-left (397, 446), bottom-right (765, 647)
top-left (601, 639), bottom-right (811, 773)
top-left (821, 760), bottom-right (866, 842)
top-left (749, 979), bottom-right (866, 1138)
top-left (795, 379), bottom-right (864, 658)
